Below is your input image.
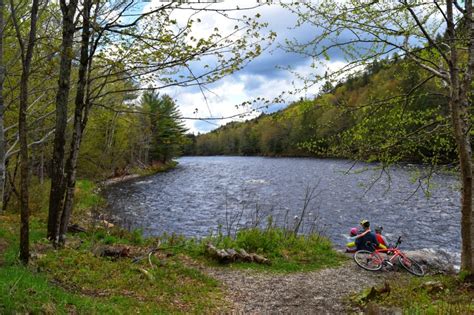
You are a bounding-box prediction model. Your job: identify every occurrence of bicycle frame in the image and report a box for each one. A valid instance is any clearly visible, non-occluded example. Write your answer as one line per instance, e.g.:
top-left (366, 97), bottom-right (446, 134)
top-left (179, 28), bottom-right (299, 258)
top-left (354, 236), bottom-right (424, 276)
top-left (366, 236), bottom-right (406, 265)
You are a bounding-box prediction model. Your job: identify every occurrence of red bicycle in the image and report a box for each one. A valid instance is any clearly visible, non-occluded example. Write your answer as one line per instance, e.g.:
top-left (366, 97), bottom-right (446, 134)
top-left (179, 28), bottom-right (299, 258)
top-left (353, 236), bottom-right (425, 276)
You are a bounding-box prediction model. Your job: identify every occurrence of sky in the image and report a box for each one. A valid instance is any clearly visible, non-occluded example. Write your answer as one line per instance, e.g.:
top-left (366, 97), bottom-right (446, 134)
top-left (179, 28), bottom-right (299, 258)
top-left (140, 0), bottom-right (346, 134)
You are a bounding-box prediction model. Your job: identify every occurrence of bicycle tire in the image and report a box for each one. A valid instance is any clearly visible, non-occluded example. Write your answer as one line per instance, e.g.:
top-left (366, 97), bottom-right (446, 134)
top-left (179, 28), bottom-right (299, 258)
top-left (354, 250), bottom-right (383, 271)
top-left (398, 255), bottom-right (424, 276)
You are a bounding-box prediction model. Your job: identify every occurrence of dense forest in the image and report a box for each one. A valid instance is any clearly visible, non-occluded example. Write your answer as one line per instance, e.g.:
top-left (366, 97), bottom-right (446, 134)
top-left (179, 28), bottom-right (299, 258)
top-left (186, 56), bottom-right (459, 165)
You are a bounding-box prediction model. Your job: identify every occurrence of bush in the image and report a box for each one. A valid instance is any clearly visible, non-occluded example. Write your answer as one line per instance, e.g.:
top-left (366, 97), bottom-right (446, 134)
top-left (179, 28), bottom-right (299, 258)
top-left (235, 228), bottom-right (285, 255)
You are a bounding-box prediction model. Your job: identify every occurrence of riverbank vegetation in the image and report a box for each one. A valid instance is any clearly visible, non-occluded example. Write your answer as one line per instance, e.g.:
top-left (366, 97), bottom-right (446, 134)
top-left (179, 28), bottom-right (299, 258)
top-left (2, 180), bottom-right (472, 313)
top-left (177, 227), bottom-right (346, 273)
top-left (353, 274), bottom-right (474, 314)
top-left (0, 180), bottom-right (344, 313)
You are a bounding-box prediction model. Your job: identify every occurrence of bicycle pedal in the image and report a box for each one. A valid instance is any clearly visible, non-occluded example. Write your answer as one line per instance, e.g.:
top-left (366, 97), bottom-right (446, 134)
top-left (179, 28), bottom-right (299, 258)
top-left (382, 260), bottom-right (393, 266)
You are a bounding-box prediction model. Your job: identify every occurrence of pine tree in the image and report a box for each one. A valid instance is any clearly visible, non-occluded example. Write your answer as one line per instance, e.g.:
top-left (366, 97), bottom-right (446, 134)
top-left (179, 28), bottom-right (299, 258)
top-left (141, 92), bottom-right (187, 164)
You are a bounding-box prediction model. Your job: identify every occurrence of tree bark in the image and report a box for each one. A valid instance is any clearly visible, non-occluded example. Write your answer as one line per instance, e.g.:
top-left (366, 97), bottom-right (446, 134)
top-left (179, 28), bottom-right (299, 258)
top-left (451, 95), bottom-right (473, 272)
top-left (11, 0), bottom-right (40, 264)
top-left (47, 0), bottom-right (78, 242)
top-left (58, 0), bottom-right (92, 245)
top-left (0, 0), bottom-right (5, 213)
top-left (447, 0), bottom-right (474, 272)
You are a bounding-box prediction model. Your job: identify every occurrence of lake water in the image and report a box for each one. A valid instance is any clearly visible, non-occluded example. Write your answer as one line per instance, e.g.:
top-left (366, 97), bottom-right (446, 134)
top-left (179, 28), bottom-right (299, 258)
top-left (104, 156), bottom-right (460, 255)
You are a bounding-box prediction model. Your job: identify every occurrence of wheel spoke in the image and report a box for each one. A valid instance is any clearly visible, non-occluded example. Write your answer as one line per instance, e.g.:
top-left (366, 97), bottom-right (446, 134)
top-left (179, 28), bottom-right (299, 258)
top-left (399, 255), bottom-right (424, 276)
top-left (354, 250), bottom-right (383, 271)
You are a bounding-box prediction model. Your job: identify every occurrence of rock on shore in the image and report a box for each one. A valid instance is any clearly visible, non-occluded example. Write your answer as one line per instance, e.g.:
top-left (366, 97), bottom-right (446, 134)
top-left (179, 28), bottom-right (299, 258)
top-left (404, 249), bottom-right (456, 274)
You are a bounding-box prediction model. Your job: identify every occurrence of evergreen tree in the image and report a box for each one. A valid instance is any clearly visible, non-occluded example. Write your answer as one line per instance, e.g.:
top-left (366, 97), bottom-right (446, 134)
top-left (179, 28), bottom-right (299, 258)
top-left (141, 92), bottom-right (187, 163)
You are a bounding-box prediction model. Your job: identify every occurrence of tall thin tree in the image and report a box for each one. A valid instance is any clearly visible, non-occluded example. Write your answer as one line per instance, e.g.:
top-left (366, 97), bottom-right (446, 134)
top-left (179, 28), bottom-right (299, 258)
top-left (0, 0), bottom-right (5, 212)
top-left (59, 0), bottom-right (92, 245)
top-left (10, 0), bottom-right (41, 264)
top-left (47, 0), bottom-right (78, 242)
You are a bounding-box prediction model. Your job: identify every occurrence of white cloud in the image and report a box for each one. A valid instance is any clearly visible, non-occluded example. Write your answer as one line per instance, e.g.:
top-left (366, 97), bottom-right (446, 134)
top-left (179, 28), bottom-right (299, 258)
top-left (140, 1), bottom-right (348, 133)
top-left (161, 57), bottom-right (346, 134)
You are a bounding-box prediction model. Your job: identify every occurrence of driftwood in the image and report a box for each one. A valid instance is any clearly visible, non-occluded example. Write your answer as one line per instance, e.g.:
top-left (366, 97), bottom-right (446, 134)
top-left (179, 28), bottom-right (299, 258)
top-left (67, 223), bottom-right (87, 233)
top-left (94, 245), bottom-right (130, 258)
top-left (206, 243), bottom-right (271, 265)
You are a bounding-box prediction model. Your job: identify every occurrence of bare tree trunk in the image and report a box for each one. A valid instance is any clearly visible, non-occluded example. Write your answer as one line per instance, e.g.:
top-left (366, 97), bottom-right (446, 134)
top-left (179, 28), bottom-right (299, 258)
top-left (39, 144), bottom-right (44, 185)
top-left (11, 0), bottom-right (40, 265)
top-left (59, 0), bottom-right (92, 245)
top-left (451, 95), bottom-right (473, 271)
top-left (447, 0), bottom-right (474, 272)
top-left (2, 157), bottom-right (19, 212)
top-left (47, 0), bottom-right (78, 242)
top-left (0, 0), bottom-right (5, 213)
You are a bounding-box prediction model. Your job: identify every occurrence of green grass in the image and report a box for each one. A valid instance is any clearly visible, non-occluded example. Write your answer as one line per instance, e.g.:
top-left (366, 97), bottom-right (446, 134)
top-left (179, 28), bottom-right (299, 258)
top-left (163, 227), bottom-right (347, 273)
top-left (74, 180), bottom-right (104, 214)
top-left (0, 216), bottom-right (114, 314)
top-left (353, 274), bottom-right (474, 314)
top-left (5, 176), bottom-right (472, 314)
top-left (0, 179), bottom-right (227, 314)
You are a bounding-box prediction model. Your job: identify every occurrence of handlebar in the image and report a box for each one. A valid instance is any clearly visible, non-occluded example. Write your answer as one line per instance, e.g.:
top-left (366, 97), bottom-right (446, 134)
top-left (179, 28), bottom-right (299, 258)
top-left (394, 236), bottom-right (402, 248)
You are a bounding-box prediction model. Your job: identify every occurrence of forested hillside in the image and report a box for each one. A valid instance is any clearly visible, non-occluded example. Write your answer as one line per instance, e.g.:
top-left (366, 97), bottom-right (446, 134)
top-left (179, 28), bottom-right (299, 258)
top-left (188, 57), bottom-right (458, 164)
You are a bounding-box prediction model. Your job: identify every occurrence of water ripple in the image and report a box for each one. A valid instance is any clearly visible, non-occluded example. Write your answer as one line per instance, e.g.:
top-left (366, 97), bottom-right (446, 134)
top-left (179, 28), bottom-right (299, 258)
top-left (104, 156), bottom-right (460, 255)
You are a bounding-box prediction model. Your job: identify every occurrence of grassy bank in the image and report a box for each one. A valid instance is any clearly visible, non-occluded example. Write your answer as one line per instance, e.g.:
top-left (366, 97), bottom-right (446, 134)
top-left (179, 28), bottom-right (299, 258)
top-left (352, 273), bottom-right (474, 314)
top-left (131, 160), bottom-right (178, 177)
top-left (174, 227), bottom-right (347, 273)
top-left (0, 178), bottom-right (344, 313)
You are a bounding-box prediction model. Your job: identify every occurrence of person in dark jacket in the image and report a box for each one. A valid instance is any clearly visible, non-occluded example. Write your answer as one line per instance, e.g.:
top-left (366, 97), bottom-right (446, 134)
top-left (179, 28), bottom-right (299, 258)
top-left (355, 219), bottom-right (379, 251)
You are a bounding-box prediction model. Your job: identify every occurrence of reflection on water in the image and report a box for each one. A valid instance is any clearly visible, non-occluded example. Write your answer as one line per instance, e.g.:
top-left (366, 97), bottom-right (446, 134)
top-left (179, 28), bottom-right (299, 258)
top-left (104, 156), bottom-right (459, 254)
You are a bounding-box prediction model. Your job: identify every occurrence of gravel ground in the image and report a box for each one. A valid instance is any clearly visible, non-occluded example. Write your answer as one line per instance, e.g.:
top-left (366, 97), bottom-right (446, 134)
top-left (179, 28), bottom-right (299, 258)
top-left (201, 260), bottom-right (406, 314)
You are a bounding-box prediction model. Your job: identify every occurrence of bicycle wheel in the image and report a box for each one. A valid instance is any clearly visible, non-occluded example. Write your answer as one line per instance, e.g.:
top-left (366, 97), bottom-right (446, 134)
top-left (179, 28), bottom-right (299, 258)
top-left (354, 250), bottom-right (383, 271)
top-left (399, 255), bottom-right (424, 276)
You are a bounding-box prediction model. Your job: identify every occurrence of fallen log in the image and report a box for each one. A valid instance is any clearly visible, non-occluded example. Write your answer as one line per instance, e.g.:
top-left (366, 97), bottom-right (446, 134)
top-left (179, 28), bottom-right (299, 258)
top-left (205, 243), bottom-right (271, 265)
top-left (94, 245), bottom-right (130, 259)
top-left (226, 248), bottom-right (238, 261)
top-left (237, 248), bottom-right (253, 262)
top-left (251, 253), bottom-right (271, 265)
top-left (67, 224), bottom-right (87, 233)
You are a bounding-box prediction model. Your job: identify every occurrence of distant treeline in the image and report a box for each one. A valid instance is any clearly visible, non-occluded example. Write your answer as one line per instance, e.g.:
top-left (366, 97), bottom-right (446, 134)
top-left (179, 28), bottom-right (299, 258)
top-left (184, 57), bottom-right (459, 165)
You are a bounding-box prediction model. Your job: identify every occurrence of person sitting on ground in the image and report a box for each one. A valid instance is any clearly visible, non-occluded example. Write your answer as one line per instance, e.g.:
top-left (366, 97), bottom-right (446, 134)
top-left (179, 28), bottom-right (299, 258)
top-left (355, 219), bottom-right (379, 251)
top-left (375, 226), bottom-right (389, 250)
top-left (345, 227), bottom-right (358, 253)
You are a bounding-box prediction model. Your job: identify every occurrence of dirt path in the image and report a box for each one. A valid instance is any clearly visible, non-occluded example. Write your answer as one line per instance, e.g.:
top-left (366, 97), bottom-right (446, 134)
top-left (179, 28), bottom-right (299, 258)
top-left (202, 260), bottom-right (405, 314)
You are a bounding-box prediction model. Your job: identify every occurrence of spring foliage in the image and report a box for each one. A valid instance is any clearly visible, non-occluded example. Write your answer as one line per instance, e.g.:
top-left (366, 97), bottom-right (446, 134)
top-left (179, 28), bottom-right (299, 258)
top-left (189, 57), bottom-right (458, 165)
